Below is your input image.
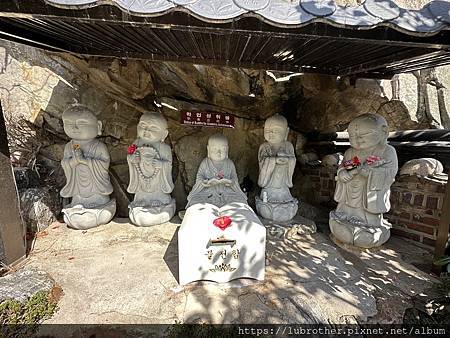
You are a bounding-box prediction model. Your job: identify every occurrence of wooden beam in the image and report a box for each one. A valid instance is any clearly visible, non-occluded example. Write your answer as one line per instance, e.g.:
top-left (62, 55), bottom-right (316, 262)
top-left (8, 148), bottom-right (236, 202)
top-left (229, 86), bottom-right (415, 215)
top-left (0, 102), bottom-right (26, 266)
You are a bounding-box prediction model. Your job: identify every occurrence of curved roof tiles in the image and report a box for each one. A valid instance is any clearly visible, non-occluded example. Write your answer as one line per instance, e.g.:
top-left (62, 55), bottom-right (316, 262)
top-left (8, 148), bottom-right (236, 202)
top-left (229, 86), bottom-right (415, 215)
top-left (45, 0), bottom-right (449, 33)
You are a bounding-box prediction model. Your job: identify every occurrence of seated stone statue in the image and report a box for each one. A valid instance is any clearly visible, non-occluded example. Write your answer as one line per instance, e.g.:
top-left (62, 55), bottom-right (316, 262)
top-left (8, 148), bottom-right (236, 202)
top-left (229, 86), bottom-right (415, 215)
top-left (329, 113), bottom-right (398, 248)
top-left (186, 134), bottom-right (247, 208)
top-left (179, 134), bottom-right (266, 284)
top-left (255, 114), bottom-right (298, 222)
top-left (60, 105), bottom-right (116, 230)
top-left (127, 112), bottom-right (175, 226)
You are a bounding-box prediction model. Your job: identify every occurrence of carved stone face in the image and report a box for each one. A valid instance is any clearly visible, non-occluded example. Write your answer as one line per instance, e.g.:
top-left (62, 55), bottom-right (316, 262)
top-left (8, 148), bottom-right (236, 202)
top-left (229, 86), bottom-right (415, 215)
top-left (137, 113), bottom-right (168, 143)
top-left (207, 136), bottom-right (228, 162)
top-left (63, 110), bottom-right (101, 141)
top-left (348, 118), bottom-right (383, 150)
top-left (264, 115), bottom-right (288, 145)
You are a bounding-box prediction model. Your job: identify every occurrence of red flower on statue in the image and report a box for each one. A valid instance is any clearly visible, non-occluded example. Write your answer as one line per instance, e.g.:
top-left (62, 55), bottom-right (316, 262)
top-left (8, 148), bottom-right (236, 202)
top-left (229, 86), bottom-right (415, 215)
top-left (352, 156), bottom-right (361, 166)
top-left (217, 171), bottom-right (224, 179)
top-left (366, 155), bottom-right (381, 166)
top-left (213, 216), bottom-right (232, 231)
top-left (342, 156), bottom-right (361, 170)
top-left (128, 144), bottom-right (137, 155)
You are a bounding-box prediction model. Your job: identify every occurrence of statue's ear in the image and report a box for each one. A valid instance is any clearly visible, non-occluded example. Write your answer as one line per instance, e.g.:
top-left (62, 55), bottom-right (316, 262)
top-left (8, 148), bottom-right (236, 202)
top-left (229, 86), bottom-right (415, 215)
top-left (161, 129), bottom-right (169, 142)
top-left (97, 121), bottom-right (102, 136)
top-left (285, 127), bottom-right (290, 140)
top-left (381, 125), bottom-right (389, 140)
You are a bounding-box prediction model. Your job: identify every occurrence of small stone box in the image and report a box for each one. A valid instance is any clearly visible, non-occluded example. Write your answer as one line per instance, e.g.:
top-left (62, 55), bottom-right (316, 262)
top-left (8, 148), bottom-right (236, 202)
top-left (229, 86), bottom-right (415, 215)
top-left (178, 203), bottom-right (266, 285)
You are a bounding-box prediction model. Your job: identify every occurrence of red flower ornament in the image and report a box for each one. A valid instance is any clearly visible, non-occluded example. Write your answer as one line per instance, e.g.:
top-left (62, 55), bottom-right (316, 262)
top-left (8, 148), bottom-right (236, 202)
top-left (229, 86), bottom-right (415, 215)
top-left (213, 216), bottom-right (232, 231)
top-left (366, 155), bottom-right (381, 166)
top-left (352, 156), bottom-right (361, 166)
top-left (217, 171), bottom-right (225, 179)
top-left (128, 144), bottom-right (137, 155)
top-left (342, 156), bottom-right (361, 170)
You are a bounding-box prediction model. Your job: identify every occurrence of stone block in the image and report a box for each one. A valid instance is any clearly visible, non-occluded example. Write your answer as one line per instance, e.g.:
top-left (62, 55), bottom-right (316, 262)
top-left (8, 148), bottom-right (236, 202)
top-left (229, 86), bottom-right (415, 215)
top-left (403, 222), bottom-right (434, 236)
top-left (413, 194), bottom-right (424, 207)
top-left (402, 192), bottom-right (412, 204)
top-left (426, 196), bottom-right (439, 209)
top-left (0, 269), bottom-right (54, 303)
top-left (178, 203), bottom-right (266, 285)
top-left (421, 216), bottom-right (440, 227)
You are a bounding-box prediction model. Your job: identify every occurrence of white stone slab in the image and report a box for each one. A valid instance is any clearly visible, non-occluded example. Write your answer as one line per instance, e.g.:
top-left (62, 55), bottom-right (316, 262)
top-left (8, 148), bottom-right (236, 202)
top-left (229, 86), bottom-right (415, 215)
top-left (178, 202), bottom-right (266, 285)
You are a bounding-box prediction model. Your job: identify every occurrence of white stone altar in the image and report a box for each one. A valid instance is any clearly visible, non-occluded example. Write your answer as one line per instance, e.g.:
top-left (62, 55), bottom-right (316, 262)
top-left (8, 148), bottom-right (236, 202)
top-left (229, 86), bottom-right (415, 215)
top-left (60, 104), bottom-right (116, 230)
top-left (127, 112), bottom-right (176, 226)
top-left (329, 113), bottom-right (398, 248)
top-left (179, 134), bottom-right (266, 284)
top-left (178, 202), bottom-right (266, 285)
top-left (256, 114), bottom-right (298, 222)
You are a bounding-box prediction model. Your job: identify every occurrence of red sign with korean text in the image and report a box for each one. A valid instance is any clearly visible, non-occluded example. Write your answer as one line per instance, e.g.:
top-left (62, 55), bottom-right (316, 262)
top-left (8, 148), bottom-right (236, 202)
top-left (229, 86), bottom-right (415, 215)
top-left (180, 111), bottom-right (235, 128)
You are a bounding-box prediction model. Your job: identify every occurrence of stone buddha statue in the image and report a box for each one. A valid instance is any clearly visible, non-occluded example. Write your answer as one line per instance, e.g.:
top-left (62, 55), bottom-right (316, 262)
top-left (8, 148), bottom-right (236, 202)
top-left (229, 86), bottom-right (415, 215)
top-left (60, 104), bottom-right (116, 230)
top-left (329, 113), bottom-right (398, 248)
top-left (127, 112), bottom-right (176, 226)
top-left (186, 134), bottom-right (247, 208)
top-left (255, 114), bottom-right (298, 222)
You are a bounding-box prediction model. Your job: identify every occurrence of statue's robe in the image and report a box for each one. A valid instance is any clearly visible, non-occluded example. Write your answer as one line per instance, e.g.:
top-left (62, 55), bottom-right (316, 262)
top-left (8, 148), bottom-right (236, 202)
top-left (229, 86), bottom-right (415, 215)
top-left (61, 139), bottom-right (113, 207)
top-left (187, 158), bottom-right (247, 208)
top-left (127, 140), bottom-right (174, 206)
top-left (257, 141), bottom-right (296, 202)
top-left (334, 144), bottom-right (398, 226)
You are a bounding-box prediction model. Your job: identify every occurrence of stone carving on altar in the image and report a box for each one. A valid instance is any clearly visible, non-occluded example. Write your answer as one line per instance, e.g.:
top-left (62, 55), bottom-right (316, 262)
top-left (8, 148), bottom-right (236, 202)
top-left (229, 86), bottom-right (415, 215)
top-left (329, 113), bottom-right (398, 248)
top-left (255, 114), bottom-right (298, 222)
top-left (60, 105), bottom-right (116, 230)
top-left (179, 134), bottom-right (266, 285)
top-left (127, 112), bottom-right (175, 226)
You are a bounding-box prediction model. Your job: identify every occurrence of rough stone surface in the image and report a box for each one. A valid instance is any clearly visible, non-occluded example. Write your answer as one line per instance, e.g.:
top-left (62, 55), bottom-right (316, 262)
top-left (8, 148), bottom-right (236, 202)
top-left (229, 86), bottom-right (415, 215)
top-left (399, 158), bottom-right (444, 177)
top-left (0, 268), bottom-right (54, 303)
top-left (23, 219), bottom-right (437, 326)
top-left (20, 187), bottom-right (61, 232)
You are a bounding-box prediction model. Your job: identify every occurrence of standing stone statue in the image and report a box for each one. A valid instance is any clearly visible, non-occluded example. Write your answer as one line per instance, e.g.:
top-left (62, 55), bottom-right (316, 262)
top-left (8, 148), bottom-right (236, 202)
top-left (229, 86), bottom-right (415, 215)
top-left (127, 112), bottom-right (175, 226)
top-left (329, 113), bottom-right (398, 248)
top-left (60, 105), bottom-right (116, 230)
top-left (255, 114), bottom-right (298, 222)
top-left (186, 133), bottom-right (247, 208)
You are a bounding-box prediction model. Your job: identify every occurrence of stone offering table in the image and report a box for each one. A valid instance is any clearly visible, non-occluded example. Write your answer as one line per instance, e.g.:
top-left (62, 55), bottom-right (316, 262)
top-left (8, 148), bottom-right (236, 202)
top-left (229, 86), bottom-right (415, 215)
top-left (178, 202), bottom-right (266, 285)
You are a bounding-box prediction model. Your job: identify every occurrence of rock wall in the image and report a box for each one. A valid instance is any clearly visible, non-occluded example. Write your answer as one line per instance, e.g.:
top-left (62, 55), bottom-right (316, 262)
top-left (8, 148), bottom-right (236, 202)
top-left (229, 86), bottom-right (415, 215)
top-left (0, 38), bottom-right (449, 214)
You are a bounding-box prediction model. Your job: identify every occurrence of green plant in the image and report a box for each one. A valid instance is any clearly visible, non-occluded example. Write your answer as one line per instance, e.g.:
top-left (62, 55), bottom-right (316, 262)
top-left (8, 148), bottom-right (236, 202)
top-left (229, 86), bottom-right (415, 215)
top-left (0, 291), bottom-right (57, 337)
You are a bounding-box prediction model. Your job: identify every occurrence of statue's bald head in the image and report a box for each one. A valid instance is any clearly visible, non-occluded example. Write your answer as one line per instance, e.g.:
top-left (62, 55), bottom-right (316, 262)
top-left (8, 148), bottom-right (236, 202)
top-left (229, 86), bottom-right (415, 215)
top-left (348, 113), bottom-right (389, 149)
top-left (265, 114), bottom-right (288, 130)
top-left (62, 104), bottom-right (102, 140)
top-left (140, 112), bottom-right (168, 130)
top-left (62, 104), bottom-right (98, 124)
top-left (208, 133), bottom-right (228, 147)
